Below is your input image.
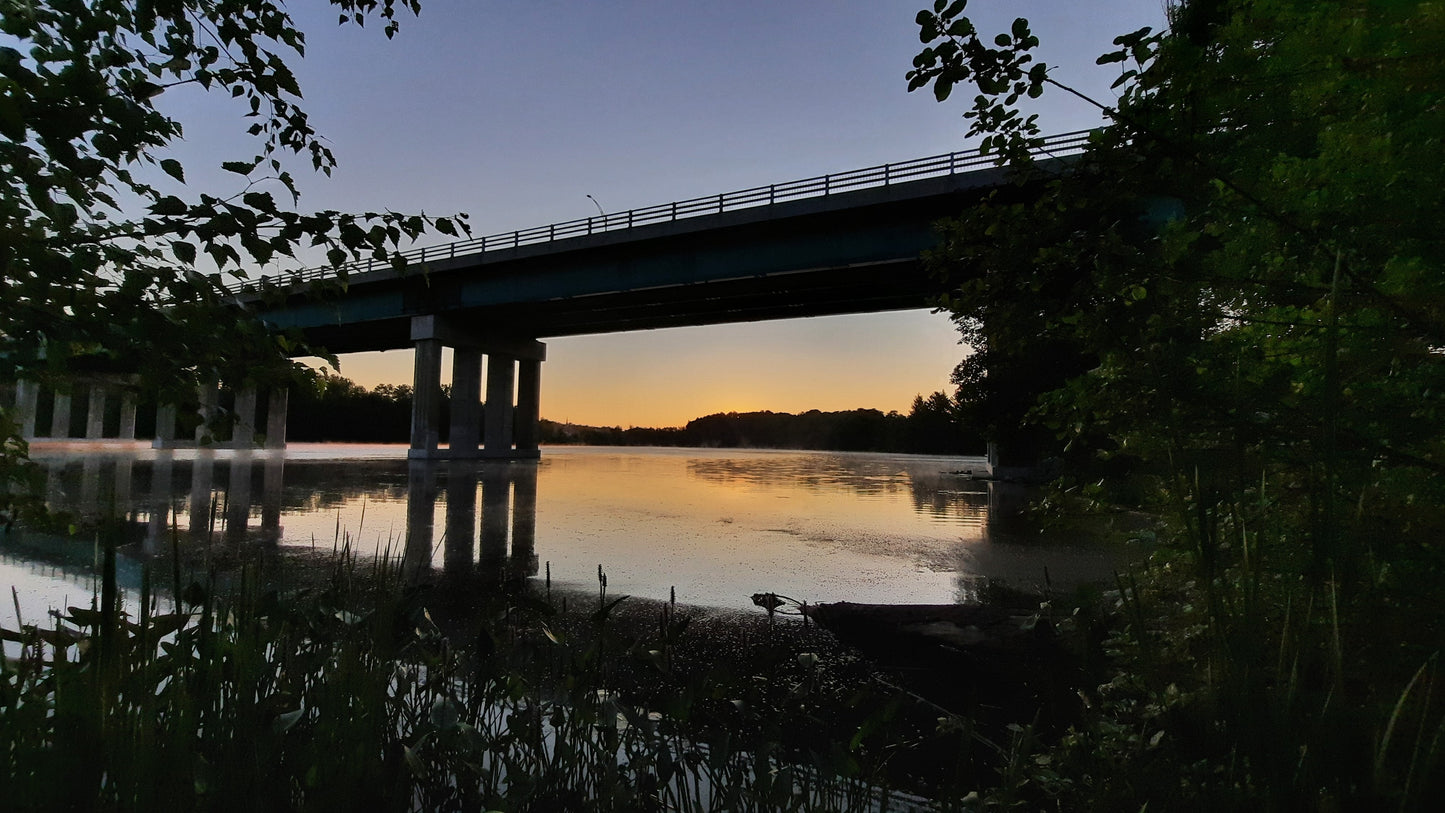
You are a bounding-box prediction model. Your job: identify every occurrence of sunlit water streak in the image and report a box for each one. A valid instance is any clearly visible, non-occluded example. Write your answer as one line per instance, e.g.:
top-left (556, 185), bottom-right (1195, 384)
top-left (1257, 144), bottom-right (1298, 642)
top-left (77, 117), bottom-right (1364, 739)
top-left (3, 444), bottom-right (1117, 630)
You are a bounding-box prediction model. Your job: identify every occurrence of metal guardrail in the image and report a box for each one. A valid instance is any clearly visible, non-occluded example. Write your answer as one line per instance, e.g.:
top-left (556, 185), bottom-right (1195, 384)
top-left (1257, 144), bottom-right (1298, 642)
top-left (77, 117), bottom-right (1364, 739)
top-left (232, 130), bottom-right (1094, 293)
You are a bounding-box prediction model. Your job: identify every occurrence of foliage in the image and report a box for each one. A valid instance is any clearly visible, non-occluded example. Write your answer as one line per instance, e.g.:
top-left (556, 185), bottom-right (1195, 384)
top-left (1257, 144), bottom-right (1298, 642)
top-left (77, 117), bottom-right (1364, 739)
top-left (0, 0), bottom-right (467, 404)
top-left (282, 370), bottom-right (985, 454)
top-left (907, 0), bottom-right (1445, 807)
top-left (0, 530), bottom-right (1012, 811)
top-left (286, 370), bottom-right (414, 443)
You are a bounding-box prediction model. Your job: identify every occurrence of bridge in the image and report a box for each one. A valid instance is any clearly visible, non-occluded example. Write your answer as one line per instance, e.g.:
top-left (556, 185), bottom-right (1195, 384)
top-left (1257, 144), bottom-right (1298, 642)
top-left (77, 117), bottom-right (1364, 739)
top-left (9, 133), bottom-right (1090, 460)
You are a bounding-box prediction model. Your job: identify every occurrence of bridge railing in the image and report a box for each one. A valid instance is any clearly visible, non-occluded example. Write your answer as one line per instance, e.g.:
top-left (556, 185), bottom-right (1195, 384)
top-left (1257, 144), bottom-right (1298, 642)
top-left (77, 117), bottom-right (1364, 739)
top-left (232, 130), bottom-right (1094, 293)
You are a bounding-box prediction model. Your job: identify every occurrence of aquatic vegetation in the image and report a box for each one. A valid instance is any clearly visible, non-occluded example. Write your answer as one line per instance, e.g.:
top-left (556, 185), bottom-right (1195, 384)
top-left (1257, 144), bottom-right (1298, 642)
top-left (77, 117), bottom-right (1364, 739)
top-left (0, 524), bottom-right (997, 811)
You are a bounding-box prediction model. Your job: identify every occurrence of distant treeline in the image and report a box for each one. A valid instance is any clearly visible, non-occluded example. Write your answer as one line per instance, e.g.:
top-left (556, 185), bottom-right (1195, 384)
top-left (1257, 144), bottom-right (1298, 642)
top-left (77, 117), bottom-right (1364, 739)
top-left (288, 373), bottom-right (982, 455)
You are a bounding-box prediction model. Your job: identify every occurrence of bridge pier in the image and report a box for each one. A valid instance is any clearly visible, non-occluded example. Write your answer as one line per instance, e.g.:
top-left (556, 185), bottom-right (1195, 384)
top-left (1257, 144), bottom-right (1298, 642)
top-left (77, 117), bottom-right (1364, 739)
top-left (265, 388), bottom-right (288, 449)
top-left (14, 379), bottom-right (39, 438)
top-left (150, 382), bottom-right (289, 450)
top-left (408, 315), bottom-right (545, 460)
top-left (49, 391), bottom-right (72, 439)
top-left (85, 384), bottom-right (106, 439)
top-left (449, 348), bottom-right (483, 456)
top-left (483, 354), bottom-right (516, 459)
top-left (232, 387), bottom-right (258, 447)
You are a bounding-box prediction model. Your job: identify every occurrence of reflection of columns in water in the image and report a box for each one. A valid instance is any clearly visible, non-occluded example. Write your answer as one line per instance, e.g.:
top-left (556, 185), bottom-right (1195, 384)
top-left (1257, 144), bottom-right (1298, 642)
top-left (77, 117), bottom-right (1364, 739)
top-left (260, 455), bottom-right (284, 542)
top-left (43, 459), bottom-right (66, 507)
top-left (986, 481), bottom-right (1030, 528)
top-left (189, 452), bottom-right (215, 537)
top-left (114, 457), bottom-right (134, 508)
top-left (444, 462), bottom-right (479, 575)
top-left (403, 460), bottom-right (541, 582)
top-left (405, 461), bottom-right (439, 581)
top-left (225, 453), bottom-right (253, 542)
top-left (510, 464), bottom-right (539, 578)
top-left (80, 456), bottom-right (102, 508)
top-left (479, 466), bottom-right (512, 573)
top-left (147, 452), bottom-right (175, 555)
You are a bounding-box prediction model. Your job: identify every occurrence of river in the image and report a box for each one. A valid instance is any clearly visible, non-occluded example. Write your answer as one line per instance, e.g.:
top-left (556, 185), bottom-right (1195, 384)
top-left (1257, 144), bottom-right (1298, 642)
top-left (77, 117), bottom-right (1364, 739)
top-left (2, 444), bottom-right (1118, 628)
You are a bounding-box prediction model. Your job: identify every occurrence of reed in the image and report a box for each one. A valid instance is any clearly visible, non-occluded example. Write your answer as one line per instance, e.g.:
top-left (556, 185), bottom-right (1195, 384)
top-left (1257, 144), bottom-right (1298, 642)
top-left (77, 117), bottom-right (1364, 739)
top-left (1, 521), bottom-right (987, 811)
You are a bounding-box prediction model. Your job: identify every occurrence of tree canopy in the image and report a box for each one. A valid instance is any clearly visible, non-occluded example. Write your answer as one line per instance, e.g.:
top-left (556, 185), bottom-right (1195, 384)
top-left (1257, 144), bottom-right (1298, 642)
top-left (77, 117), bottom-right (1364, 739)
top-left (0, 0), bottom-right (466, 402)
top-left (908, 0), bottom-right (1444, 805)
top-left (910, 0), bottom-right (1444, 565)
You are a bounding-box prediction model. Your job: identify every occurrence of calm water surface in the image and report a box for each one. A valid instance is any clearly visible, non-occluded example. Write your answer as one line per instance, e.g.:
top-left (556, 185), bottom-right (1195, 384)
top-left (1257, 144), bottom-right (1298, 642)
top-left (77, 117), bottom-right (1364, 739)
top-left (2, 444), bottom-right (1117, 624)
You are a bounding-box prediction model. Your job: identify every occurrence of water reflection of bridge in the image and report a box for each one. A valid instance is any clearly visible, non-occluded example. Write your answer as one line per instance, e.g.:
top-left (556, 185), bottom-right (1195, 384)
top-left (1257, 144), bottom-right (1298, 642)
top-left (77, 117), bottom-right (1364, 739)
top-left (404, 461), bottom-right (539, 584)
top-left (30, 453), bottom-right (540, 585)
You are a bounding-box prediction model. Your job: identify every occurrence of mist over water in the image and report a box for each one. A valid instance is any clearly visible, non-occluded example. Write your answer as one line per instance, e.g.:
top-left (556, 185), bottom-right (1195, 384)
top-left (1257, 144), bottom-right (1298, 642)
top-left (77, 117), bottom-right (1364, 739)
top-left (4, 445), bottom-right (1117, 622)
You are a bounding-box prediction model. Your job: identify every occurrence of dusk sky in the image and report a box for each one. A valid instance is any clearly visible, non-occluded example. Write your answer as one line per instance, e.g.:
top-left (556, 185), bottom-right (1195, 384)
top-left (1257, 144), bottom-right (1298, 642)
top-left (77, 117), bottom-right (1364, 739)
top-left (165, 0), bottom-right (1164, 427)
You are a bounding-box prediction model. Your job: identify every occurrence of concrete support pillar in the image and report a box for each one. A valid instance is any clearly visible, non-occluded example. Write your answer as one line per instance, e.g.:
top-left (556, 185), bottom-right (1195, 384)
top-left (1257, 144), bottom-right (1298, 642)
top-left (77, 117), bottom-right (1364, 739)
top-left (15, 380), bottom-right (40, 439)
top-left (13, 380), bottom-right (38, 437)
top-left (410, 339), bottom-right (444, 458)
top-left (195, 378), bottom-right (219, 445)
top-left (119, 390), bottom-right (138, 440)
top-left (264, 388), bottom-right (289, 449)
top-left (483, 354), bottom-right (516, 457)
top-left (232, 387), bottom-right (257, 448)
top-left (260, 456), bottom-right (284, 543)
top-left (50, 391), bottom-right (72, 439)
top-left (86, 384), bottom-right (107, 439)
top-left (449, 348), bottom-right (483, 457)
top-left (153, 404), bottom-right (178, 447)
top-left (515, 359), bottom-right (542, 457)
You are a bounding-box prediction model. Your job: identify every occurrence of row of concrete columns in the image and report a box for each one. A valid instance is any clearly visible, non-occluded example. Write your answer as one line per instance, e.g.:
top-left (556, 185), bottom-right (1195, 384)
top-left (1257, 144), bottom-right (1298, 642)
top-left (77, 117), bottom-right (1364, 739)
top-left (168, 383), bottom-right (289, 449)
top-left (9, 377), bottom-right (140, 441)
top-left (6, 377), bottom-right (287, 449)
top-left (409, 315), bottom-right (545, 460)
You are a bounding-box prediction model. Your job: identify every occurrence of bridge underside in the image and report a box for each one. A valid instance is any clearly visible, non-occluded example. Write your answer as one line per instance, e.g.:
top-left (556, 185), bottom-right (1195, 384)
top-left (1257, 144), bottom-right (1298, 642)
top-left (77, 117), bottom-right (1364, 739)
top-left (296, 254), bottom-right (934, 352)
top-left (252, 170), bottom-right (1011, 459)
top-left (262, 172), bottom-right (991, 354)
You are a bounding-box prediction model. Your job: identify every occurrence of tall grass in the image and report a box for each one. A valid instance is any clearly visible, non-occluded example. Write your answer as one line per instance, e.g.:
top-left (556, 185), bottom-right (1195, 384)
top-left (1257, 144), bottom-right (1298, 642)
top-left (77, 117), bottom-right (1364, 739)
top-left (1, 522), bottom-right (978, 811)
top-left (980, 470), bottom-right (1445, 811)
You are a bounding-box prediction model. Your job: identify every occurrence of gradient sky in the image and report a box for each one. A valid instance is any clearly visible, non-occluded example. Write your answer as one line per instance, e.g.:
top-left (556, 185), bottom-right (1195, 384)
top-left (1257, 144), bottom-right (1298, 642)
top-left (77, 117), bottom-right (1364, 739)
top-left (163, 0), bottom-right (1164, 427)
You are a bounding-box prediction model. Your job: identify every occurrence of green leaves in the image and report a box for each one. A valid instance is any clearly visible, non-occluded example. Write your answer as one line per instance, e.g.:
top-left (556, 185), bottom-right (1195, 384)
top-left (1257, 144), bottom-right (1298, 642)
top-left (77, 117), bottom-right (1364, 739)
top-left (0, 0), bottom-right (470, 410)
top-left (221, 159), bottom-right (259, 175)
top-left (160, 158), bottom-right (184, 182)
top-left (170, 240), bottom-right (197, 265)
top-left (906, 5), bottom-right (1048, 152)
